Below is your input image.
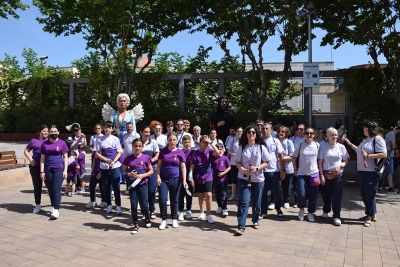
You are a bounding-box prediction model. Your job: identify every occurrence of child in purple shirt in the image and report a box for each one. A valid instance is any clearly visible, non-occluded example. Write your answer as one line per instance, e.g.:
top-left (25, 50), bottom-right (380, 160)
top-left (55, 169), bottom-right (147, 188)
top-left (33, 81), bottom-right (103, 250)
top-left (189, 135), bottom-right (220, 224)
top-left (211, 144), bottom-right (231, 217)
top-left (123, 138), bottom-right (154, 234)
top-left (77, 144), bottom-right (86, 194)
top-left (65, 151), bottom-right (80, 196)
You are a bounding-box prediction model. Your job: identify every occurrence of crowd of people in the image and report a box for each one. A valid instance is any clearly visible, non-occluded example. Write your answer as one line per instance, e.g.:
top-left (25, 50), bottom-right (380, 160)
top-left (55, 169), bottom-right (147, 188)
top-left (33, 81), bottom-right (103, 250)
top-left (24, 94), bottom-right (397, 235)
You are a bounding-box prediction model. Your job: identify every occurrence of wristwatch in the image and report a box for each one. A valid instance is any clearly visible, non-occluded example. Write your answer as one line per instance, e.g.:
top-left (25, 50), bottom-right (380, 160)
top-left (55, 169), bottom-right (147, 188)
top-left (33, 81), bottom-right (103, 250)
top-left (256, 167), bottom-right (259, 171)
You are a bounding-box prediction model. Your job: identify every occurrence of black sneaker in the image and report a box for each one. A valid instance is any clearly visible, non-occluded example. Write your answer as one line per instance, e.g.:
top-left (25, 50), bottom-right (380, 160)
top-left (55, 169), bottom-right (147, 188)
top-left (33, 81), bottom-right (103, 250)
top-left (387, 188), bottom-right (397, 194)
top-left (277, 209), bottom-right (284, 217)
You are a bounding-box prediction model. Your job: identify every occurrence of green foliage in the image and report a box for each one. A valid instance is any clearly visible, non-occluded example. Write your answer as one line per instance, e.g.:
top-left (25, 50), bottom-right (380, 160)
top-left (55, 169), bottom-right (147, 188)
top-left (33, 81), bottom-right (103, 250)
top-left (342, 67), bottom-right (400, 142)
top-left (0, 0), bottom-right (29, 20)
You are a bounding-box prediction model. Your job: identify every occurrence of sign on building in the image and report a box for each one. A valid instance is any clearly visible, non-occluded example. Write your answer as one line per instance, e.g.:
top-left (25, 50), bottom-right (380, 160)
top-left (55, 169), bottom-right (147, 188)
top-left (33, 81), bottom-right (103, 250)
top-left (303, 63), bottom-right (320, 87)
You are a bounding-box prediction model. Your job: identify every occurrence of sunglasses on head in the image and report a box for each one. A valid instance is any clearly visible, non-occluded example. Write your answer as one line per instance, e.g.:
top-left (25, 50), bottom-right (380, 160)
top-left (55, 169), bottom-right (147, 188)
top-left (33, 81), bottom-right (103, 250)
top-left (247, 130), bottom-right (256, 134)
top-left (305, 132), bottom-right (314, 135)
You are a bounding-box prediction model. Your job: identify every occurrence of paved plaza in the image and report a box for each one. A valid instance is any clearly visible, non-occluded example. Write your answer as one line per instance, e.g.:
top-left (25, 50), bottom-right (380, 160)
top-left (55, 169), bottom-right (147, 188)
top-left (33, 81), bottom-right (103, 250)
top-left (0, 180), bottom-right (399, 267)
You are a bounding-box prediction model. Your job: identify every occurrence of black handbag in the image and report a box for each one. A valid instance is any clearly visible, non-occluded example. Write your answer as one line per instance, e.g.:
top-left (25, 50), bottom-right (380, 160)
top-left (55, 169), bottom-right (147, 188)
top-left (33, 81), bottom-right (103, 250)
top-left (373, 138), bottom-right (391, 175)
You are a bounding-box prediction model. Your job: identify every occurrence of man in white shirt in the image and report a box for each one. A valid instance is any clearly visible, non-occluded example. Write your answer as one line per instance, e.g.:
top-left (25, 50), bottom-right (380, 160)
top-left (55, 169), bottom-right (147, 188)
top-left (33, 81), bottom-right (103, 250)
top-left (175, 119), bottom-right (194, 149)
top-left (193, 125), bottom-right (201, 150)
top-left (260, 123), bottom-right (286, 217)
top-left (290, 124), bottom-right (306, 149)
top-left (122, 122), bottom-right (140, 158)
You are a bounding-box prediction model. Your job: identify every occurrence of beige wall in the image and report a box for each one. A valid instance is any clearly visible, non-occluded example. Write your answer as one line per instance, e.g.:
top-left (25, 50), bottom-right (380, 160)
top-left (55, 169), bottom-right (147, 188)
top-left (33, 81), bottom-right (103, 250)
top-left (330, 92), bottom-right (346, 113)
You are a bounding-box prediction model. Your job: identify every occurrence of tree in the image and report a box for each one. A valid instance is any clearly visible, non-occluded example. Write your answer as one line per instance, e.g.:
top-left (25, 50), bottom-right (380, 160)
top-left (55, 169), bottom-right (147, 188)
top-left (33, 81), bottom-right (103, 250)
top-left (317, 0), bottom-right (400, 101)
top-left (0, 0), bottom-right (29, 20)
top-left (192, 0), bottom-right (306, 119)
top-left (33, 0), bottom-right (194, 101)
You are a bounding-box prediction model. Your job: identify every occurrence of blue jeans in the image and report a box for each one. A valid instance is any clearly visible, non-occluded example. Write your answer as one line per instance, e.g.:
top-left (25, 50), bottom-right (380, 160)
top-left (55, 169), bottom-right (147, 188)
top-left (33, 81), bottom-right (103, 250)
top-left (29, 165), bottom-right (42, 205)
top-left (44, 168), bottom-right (64, 209)
top-left (159, 177), bottom-right (181, 220)
top-left (296, 175), bottom-right (318, 214)
top-left (320, 172), bottom-right (343, 218)
top-left (261, 172), bottom-right (282, 214)
top-left (130, 182), bottom-right (149, 223)
top-left (237, 179), bottom-right (264, 230)
top-left (148, 170), bottom-right (157, 213)
top-left (89, 172), bottom-right (105, 203)
top-left (215, 180), bottom-right (228, 210)
top-left (101, 167), bottom-right (121, 206)
top-left (358, 171), bottom-right (378, 216)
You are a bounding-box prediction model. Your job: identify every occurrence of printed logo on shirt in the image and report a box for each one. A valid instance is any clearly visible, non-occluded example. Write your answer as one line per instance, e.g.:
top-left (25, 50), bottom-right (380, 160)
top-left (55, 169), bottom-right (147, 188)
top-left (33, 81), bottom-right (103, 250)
top-left (220, 161), bottom-right (224, 167)
top-left (56, 146), bottom-right (59, 151)
top-left (140, 161), bottom-right (144, 167)
top-left (174, 155), bottom-right (177, 161)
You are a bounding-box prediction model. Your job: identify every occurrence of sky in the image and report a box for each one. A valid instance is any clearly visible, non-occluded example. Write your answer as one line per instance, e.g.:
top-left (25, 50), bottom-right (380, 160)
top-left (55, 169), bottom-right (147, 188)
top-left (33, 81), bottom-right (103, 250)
top-left (0, 1), bottom-right (386, 70)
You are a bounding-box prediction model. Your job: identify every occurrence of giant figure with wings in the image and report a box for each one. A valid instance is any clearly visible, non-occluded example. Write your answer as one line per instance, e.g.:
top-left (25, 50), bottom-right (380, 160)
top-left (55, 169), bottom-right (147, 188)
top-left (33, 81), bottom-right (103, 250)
top-left (101, 93), bottom-right (144, 142)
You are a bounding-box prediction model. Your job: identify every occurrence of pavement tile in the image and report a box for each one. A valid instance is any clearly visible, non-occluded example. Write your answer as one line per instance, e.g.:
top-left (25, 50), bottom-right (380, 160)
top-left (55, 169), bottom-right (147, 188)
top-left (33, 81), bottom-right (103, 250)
top-left (0, 180), bottom-right (399, 266)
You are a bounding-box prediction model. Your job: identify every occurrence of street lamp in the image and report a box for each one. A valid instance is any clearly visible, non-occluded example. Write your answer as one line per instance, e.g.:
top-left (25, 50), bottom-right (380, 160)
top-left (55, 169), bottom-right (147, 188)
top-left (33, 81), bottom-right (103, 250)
top-left (38, 56), bottom-right (48, 64)
top-left (296, 1), bottom-right (315, 127)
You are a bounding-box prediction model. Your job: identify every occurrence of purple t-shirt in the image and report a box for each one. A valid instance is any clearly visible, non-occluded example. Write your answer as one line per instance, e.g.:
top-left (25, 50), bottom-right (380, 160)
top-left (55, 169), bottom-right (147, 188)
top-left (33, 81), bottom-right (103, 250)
top-left (211, 155), bottom-right (231, 184)
top-left (26, 138), bottom-right (47, 164)
top-left (77, 152), bottom-right (86, 174)
top-left (123, 154), bottom-right (152, 185)
top-left (190, 148), bottom-right (214, 184)
top-left (67, 158), bottom-right (79, 177)
top-left (41, 139), bottom-right (69, 171)
top-left (183, 149), bottom-right (194, 169)
top-left (159, 147), bottom-right (186, 178)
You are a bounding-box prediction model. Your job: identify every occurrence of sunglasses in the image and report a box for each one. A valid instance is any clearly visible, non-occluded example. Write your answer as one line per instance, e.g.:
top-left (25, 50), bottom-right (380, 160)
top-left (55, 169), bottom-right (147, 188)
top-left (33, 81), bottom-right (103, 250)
top-left (247, 130), bottom-right (256, 134)
top-left (305, 132), bottom-right (314, 135)
top-left (257, 124), bottom-right (263, 127)
top-left (297, 128), bottom-right (304, 131)
top-left (176, 124), bottom-right (183, 126)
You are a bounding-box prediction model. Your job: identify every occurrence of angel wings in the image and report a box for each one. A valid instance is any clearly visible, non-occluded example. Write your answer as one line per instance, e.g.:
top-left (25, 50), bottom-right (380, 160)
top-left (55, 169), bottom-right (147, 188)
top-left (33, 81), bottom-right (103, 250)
top-left (102, 102), bottom-right (144, 123)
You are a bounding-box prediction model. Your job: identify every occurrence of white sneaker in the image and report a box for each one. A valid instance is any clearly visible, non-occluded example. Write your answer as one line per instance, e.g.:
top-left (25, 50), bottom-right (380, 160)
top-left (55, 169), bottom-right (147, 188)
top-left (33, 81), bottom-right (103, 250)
top-left (186, 210), bottom-right (192, 219)
top-left (197, 213), bottom-right (206, 221)
top-left (206, 214), bottom-right (214, 224)
top-left (172, 219), bottom-right (179, 228)
top-left (33, 204), bottom-right (41, 214)
top-left (107, 205), bottom-right (113, 214)
top-left (268, 203), bottom-right (275, 210)
top-left (222, 209), bottom-right (228, 217)
top-left (228, 195), bottom-right (236, 201)
top-left (216, 207), bottom-right (222, 214)
top-left (116, 206), bottom-right (122, 215)
top-left (150, 213), bottom-right (156, 219)
top-left (322, 212), bottom-right (329, 219)
top-left (145, 221), bottom-right (151, 228)
top-left (167, 200), bottom-right (170, 206)
top-left (86, 201), bottom-right (97, 209)
top-left (178, 212), bottom-right (184, 221)
top-left (307, 213), bottom-right (315, 222)
top-left (99, 202), bottom-right (107, 208)
top-left (298, 209), bottom-right (305, 221)
top-left (283, 203), bottom-right (290, 209)
top-left (141, 215), bottom-right (146, 220)
top-left (159, 220), bottom-right (167, 230)
top-left (51, 207), bottom-right (55, 213)
top-left (50, 209), bottom-right (59, 219)
top-left (253, 222), bottom-right (260, 229)
top-left (333, 218), bottom-right (342, 226)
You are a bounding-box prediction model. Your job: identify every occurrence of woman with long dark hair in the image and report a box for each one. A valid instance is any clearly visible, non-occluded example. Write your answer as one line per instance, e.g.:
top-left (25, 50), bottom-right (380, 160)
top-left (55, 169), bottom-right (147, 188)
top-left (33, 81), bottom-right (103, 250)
top-left (39, 125), bottom-right (69, 219)
top-left (335, 119), bottom-right (347, 143)
top-left (24, 124), bottom-right (49, 214)
top-left (235, 125), bottom-right (271, 235)
top-left (345, 121), bottom-right (386, 227)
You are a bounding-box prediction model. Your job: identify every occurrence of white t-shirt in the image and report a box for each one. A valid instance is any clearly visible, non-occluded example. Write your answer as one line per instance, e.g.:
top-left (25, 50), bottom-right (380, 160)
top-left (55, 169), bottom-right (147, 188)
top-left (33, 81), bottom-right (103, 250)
top-left (264, 136), bottom-right (284, 172)
top-left (226, 136), bottom-right (240, 165)
top-left (142, 139), bottom-right (160, 163)
top-left (293, 140), bottom-right (319, 175)
top-left (122, 132), bottom-right (140, 157)
top-left (193, 135), bottom-right (201, 150)
top-left (356, 136), bottom-right (386, 172)
top-left (385, 131), bottom-right (396, 157)
top-left (176, 132), bottom-right (194, 149)
top-left (67, 135), bottom-right (86, 154)
top-left (290, 136), bottom-right (305, 149)
top-left (279, 139), bottom-right (294, 174)
top-left (225, 135), bottom-right (235, 149)
top-left (150, 134), bottom-right (168, 150)
top-left (90, 134), bottom-right (103, 151)
top-left (209, 138), bottom-right (225, 151)
top-left (318, 142), bottom-right (349, 172)
top-left (235, 144), bottom-right (272, 183)
top-left (94, 135), bottom-right (123, 169)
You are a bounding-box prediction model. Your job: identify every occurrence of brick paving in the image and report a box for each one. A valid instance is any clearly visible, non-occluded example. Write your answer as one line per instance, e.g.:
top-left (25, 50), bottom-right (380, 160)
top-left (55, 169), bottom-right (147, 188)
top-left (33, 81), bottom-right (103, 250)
top-left (0, 180), bottom-right (399, 267)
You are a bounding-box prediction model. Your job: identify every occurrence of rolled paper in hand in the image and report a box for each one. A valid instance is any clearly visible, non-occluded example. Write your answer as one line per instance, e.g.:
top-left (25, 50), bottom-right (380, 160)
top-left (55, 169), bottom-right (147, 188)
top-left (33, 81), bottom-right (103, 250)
top-left (184, 184), bottom-right (192, 196)
top-left (361, 146), bottom-right (368, 168)
top-left (128, 179), bottom-right (140, 189)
